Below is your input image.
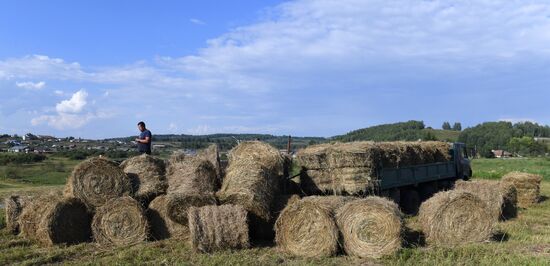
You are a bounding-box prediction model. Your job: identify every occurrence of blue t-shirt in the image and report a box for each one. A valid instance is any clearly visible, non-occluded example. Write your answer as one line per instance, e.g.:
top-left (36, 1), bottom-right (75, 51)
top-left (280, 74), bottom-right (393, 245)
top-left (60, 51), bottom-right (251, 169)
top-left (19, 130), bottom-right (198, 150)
top-left (138, 130), bottom-right (152, 152)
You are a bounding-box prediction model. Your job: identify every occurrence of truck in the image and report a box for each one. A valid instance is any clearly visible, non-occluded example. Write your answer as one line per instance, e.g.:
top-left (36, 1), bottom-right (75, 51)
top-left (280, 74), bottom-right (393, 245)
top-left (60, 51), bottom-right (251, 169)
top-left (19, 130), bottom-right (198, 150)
top-left (290, 142), bottom-right (472, 214)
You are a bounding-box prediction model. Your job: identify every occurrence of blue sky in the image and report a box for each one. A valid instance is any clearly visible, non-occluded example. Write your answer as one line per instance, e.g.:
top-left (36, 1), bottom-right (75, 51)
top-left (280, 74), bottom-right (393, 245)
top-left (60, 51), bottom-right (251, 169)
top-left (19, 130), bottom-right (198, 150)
top-left (1, 0), bottom-right (550, 139)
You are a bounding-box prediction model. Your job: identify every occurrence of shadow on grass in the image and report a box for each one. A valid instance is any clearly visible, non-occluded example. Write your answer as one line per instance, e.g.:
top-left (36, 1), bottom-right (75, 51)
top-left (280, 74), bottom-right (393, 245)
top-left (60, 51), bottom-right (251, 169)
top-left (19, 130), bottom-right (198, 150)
top-left (539, 195), bottom-right (548, 203)
top-left (491, 231), bottom-right (510, 242)
top-left (403, 228), bottom-right (426, 248)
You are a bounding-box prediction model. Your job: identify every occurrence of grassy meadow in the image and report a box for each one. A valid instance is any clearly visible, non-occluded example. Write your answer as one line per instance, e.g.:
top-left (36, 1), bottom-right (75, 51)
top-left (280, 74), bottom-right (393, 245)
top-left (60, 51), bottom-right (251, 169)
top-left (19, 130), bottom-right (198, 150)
top-left (0, 157), bottom-right (548, 265)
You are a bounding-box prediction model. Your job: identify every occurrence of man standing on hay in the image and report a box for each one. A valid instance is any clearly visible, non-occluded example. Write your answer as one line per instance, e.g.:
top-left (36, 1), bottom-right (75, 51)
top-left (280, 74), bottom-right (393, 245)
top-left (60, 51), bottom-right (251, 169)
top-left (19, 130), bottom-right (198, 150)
top-left (135, 121), bottom-right (152, 155)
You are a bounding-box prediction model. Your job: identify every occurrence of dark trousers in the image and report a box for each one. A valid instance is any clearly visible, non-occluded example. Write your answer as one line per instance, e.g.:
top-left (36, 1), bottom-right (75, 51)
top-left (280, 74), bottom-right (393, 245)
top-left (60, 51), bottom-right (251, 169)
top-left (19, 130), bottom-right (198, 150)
top-left (139, 150), bottom-right (151, 155)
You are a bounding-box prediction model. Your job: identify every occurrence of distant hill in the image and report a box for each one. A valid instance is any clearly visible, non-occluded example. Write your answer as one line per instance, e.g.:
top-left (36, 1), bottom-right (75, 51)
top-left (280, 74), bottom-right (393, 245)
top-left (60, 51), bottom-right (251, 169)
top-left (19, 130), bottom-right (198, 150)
top-left (333, 120), bottom-right (460, 142)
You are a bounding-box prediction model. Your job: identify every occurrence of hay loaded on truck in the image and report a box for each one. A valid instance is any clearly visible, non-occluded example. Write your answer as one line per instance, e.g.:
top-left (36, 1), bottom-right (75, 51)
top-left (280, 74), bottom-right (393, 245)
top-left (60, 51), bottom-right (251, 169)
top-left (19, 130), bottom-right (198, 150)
top-left (294, 141), bottom-right (471, 214)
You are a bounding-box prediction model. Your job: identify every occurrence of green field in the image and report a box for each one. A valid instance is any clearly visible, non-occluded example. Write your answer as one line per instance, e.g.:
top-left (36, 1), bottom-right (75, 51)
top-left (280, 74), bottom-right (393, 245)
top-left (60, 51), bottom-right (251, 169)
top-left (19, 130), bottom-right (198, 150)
top-left (0, 157), bottom-right (548, 265)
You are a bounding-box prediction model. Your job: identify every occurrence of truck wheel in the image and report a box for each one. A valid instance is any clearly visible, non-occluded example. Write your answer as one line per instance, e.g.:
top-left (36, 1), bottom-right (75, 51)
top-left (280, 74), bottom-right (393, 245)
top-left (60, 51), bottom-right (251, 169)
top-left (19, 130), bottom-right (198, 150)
top-left (399, 188), bottom-right (420, 215)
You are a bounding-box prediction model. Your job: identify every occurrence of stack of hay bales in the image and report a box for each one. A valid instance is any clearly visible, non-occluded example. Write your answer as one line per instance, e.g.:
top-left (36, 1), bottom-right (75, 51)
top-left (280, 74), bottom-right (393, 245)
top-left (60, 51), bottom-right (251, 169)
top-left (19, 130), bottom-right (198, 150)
top-left (64, 157), bottom-right (133, 211)
top-left (418, 190), bottom-right (495, 246)
top-left (502, 172), bottom-right (542, 208)
top-left (4, 195), bottom-right (32, 234)
top-left (147, 146), bottom-right (220, 240)
top-left (275, 196), bottom-right (402, 258)
top-left (19, 195), bottom-right (92, 246)
top-left (188, 204), bottom-right (250, 253)
top-left (92, 196), bottom-right (149, 246)
top-left (120, 154), bottom-right (167, 206)
top-left (454, 180), bottom-right (517, 221)
top-left (296, 141), bottom-right (451, 194)
top-left (216, 141), bottom-right (284, 239)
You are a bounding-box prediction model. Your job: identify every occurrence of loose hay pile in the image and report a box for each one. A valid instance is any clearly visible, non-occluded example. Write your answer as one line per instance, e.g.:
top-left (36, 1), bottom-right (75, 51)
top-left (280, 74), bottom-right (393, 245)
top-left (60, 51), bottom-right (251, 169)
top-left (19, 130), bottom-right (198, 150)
top-left (147, 195), bottom-right (188, 240)
top-left (166, 156), bottom-right (218, 194)
top-left (19, 195), bottom-right (91, 246)
top-left (5, 195), bottom-right (32, 234)
top-left (188, 204), bottom-right (249, 253)
top-left (297, 141), bottom-right (451, 194)
top-left (166, 193), bottom-right (217, 226)
top-left (120, 154), bottom-right (167, 205)
top-left (275, 196), bottom-right (353, 258)
top-left (454, 180), bottom-right (517, 220)
top-left (217, 141), bottom-right (284, 225)
top-left (336, 197), bottom-right (403, 258)
top-left (92, 196), bottom-right (149, 246)
top-left (502, 172), bottom-right (542, 208)
top-left (419, 190), bottom-right (495, 246)
top-left (65, 157), bottom-right (132, 210)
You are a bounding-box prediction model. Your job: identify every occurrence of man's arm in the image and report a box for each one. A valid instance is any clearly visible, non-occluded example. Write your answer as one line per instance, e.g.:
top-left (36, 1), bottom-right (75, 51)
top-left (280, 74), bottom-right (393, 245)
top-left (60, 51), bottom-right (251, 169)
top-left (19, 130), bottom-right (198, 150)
top-left (135, 137), bottom-right (151, 144)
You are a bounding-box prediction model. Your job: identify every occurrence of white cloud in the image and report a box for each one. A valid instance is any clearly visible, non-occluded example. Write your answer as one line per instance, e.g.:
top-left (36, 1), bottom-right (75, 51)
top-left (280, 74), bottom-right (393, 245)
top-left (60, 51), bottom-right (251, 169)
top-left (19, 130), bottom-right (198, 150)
top-left (55, 90), bottom-right (88, 113)
top-left (31, 113), bottom-right (95, 130)
top-left (31, 89), bottom-right (102, 130)
top-left (15, 81), bottom-right (45, 90)
top-left (54, 90), bottom-right (64, 96)
top-left (190, 18), bottom-right (206, 25)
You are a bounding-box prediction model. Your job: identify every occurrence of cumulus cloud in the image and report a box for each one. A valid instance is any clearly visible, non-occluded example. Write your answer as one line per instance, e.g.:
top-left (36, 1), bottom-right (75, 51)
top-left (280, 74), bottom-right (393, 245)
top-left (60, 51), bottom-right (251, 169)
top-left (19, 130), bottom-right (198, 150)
top-left (31, 89), bottom-right (102, 130)
top-left (55, 89), bottom-right (88, 113)
top-left (15, 81), bottom-right (45, 90)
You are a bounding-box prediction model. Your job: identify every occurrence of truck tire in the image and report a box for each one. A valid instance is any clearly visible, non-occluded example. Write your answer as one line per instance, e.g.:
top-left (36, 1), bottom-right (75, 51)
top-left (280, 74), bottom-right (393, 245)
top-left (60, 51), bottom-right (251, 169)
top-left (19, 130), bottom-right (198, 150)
top-left (399, 188), bottom-right (420, 215)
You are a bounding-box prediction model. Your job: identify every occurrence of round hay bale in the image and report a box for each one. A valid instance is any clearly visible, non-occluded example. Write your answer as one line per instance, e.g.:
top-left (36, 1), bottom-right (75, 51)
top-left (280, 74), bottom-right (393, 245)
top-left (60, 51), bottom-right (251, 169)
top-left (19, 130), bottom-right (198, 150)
top-left (454, 180), bottom-right (517, 221)
top-left (166, 156), bottom-right (218, 195)
top-left (418, 190), bottom-right (495, 246)
top-left (4, 195), bottom-right (32, 234)
top-left (275, 196), bottom-right (353, 258)
top-left (147, 195), bottom-right (188, 240)
top-left (336, 197), bottom-right (403, 258)
top-left (217, 141), bottom-right (284, 223)
top-left (188, 204), bottom-right (249, 253)
top-left (166, 193), bottom-right (217, 226)
top-left (502, 172), bottom-right (542, 208)
top-left (19, 196), bottom-right (91, 246)
top-left (92, 196), bottom-right (148, 246)
top-left (120, 154), bottom-right (167, 205)
top-left (65, 157), bottom-right (132, 210)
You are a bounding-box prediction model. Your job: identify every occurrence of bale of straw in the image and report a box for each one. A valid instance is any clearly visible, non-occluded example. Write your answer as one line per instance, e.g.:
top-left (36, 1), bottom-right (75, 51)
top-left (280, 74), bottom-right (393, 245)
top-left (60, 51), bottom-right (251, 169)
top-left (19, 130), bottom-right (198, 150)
top-left (418, 190), bottom-right (495, 246)
top-left (336, 197), bottom-right (403, 258)
top-left (166, 193), bottom-right (217, 226)
top-left (166, 156), bottom-right (218, 195)
top-left (296, 141), bottom-right (451, 194)
top-left (120, 154), bottom-right (167, 206)
top-left (19, 195), bottom-right (91, 246)
top-left (188, 204), bottom-right (249, 253)
top-left (4, 195), bottom-right (32, 234)
top-left (217, 141), bottom-right (284, 223)
top-left (147, 195), bottom-right (188, 240)
top-left (275, 196), bottom-right (354, 258)
top-left (92, 196), bottom-right (149, 246)
top-left (64, 157), bottom-right (132, 210)
top-left (197, 144), bottom-right (222, 186)
top-left (454, 179), bottom-right (517, 221)
top-left (502, 172), bottom-right (542, 208)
